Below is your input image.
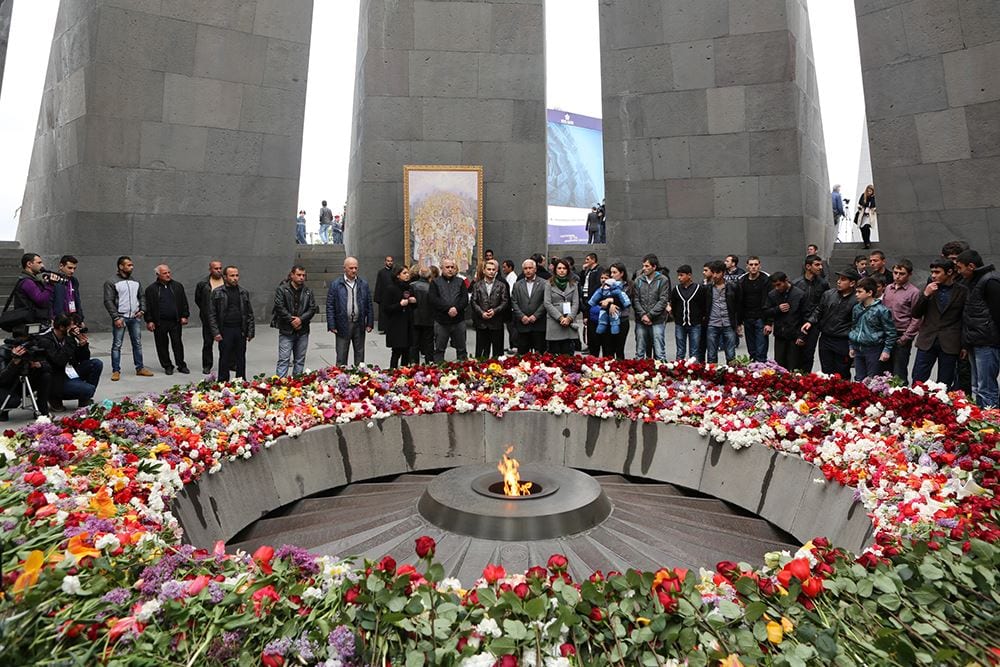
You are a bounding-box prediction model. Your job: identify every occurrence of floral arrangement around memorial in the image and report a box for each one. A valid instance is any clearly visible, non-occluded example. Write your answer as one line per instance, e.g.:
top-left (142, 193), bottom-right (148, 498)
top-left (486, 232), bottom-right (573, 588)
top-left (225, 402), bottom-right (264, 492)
top-left (0, 354), bottom-right (998, 666)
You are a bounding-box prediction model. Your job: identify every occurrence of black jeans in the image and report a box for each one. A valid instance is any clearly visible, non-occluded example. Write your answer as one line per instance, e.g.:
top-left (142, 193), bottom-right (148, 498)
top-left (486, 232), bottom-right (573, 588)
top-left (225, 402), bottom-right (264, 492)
top-left (475, 328), bottom-right (504, 359)
top-left (798, 326), bottom-right (820, 373)
top-left (818, 335), bottom-right (851, 379)
top-left (200, 318), bottom-right (214, 371)
top-left (890, 338), bottom-right (912, 384)
top-left (219, 326), bottom-right (247, 381)
top-left (153, 319), bottom-right (185, 370)
top-left (547, 339), bottom-right (575, 356)
top-left (389, 347), bottom-right (411, 368)
top-left (860, 224), bottom-right (872, 247)
top-left (517, 329), bottom-right (546, 354)
top-left (601, 319), bottom-right (630, 360)
top-left (773, 337), bottom-right (800, 372)
top-left (413, 325), bottom-right (435, 364)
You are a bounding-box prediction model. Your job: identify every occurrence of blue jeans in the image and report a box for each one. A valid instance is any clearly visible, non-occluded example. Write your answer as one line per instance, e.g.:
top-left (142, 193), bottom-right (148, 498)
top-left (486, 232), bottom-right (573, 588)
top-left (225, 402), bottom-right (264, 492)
top-left (911, 340), bottom-right (958, 387)
top-left (970, 346), bottom-right (1000, 408)
top-left (853, 346), bottom-right (885, 381)
top-left (276, 333), bottom-right (309, 377)
top-left (706, 325), bottom-right (738, 364)
top-left (743, 318), bottom-right (768, 362)
top-left (675, 324), bottom-right (702, 361)
top-left (331, 227), bottom-right (343, 244)
top-left (111, 317), bottom-right (144, 372)
top-left (295, 223), bottom-right (306, 244)
top-left (318, 223), bottom-right (331, 243)
top-left (634, 321), bottom-right (666, 361)
top-left (60, 359), bottom-right (103, 401)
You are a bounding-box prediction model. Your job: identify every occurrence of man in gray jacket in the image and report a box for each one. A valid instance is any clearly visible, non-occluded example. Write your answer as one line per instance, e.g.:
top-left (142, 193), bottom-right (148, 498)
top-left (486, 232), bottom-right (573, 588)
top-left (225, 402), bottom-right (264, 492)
top-left (632, 253), bottom-right (670, 361)
top-left (103, 256), bottom-right (153, 381)
top-left (511, 258), bottom-right (547, 353)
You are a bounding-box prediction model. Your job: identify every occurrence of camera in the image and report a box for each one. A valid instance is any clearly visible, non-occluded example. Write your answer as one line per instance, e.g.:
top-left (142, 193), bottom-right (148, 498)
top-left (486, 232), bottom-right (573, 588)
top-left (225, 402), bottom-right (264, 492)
top-left (1, 334), bottom-right (46, 375)
top-left (39, 270), bottom-right (64, 283)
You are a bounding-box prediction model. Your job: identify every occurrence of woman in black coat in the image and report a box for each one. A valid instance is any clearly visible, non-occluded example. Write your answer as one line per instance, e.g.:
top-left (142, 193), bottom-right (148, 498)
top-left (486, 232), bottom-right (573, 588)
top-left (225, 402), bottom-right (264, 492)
top-left (381, 266), bottom-right (416, 368)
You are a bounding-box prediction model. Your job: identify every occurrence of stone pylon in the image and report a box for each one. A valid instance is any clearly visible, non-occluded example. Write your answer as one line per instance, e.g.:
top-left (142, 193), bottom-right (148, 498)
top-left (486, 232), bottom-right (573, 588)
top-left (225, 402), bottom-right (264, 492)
top-left (17, 0), bottom-right (313, 325)
top-left (345, 0), bottom-right (547, 279)
top-left (596, 0), bottom-right (830, 273)
top-left (0, 0), bottom-right (12, 99)
top-left (855, 0), bottom-right (1000, 262)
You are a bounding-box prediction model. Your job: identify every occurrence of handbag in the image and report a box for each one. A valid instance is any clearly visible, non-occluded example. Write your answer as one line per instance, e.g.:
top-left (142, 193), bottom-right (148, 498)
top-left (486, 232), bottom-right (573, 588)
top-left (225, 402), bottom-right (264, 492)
top-left (853, 209), bottom-right (860, 225)
top-left (0, 278), bottom-right (48, 331)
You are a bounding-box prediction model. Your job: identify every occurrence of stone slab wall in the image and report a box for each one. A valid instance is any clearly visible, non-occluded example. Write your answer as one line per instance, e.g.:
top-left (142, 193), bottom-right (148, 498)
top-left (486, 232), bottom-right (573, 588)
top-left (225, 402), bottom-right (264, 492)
top-left (855, 0), bottom-right (1000, 266)
top-left (592, 0), bottom-right (831, 274)
top-left (345, 0), bottom-right (547, 285)
top-left (0, 0), bottom-right (11, 99)
top-left (173, 412), bottom-right (872, 556)
top-left (16, 0), bottom-right (313, 326)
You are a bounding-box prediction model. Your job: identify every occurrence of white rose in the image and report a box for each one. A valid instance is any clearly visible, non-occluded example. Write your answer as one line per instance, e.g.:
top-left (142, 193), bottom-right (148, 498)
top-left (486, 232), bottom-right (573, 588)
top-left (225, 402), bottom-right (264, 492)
top-left (61, 575), bottom-right (84, 595)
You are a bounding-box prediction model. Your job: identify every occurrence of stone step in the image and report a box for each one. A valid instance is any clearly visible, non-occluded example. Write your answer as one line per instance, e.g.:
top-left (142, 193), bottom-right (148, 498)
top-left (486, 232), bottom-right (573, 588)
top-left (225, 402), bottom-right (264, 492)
top-left (596, 482), bottom-right (691, 497)
top-left (610, 498), bottom-right (791, 543)
top-left (231, 500), bottom-right (418, 548)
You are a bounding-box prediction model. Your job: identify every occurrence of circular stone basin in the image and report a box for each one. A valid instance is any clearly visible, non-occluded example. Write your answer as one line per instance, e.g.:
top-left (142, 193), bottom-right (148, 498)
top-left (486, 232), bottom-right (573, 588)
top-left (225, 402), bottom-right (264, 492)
top-left (418, 464), bottom-right (612, 541)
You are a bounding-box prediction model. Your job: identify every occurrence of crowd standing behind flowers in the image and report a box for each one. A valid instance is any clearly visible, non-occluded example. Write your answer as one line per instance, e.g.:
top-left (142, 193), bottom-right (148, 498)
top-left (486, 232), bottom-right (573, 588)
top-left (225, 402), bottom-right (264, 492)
top-left (0, 354), bottom-right (998, 664)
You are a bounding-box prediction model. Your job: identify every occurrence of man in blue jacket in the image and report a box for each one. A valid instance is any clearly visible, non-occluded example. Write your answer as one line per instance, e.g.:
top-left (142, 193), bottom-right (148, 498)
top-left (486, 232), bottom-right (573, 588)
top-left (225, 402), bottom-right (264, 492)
top-left (327, 256), bottom-right (374, 366)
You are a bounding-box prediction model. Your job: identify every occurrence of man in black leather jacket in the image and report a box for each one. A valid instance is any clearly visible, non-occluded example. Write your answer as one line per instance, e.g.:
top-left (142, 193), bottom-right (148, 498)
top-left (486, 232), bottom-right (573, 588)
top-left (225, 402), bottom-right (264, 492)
top-left (207, 266), bottom-right (255, 382)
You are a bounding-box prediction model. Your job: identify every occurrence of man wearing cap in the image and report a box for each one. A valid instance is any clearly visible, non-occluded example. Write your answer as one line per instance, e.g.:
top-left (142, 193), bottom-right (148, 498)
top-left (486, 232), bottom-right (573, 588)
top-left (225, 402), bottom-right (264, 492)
top-left (799, 267), bottom-right (859, 379)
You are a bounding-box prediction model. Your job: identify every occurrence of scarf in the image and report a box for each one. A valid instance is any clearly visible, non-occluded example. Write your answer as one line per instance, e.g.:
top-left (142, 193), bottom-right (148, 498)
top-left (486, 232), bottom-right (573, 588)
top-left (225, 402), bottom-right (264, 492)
top-left (554, 276), bottom-right (569, 290)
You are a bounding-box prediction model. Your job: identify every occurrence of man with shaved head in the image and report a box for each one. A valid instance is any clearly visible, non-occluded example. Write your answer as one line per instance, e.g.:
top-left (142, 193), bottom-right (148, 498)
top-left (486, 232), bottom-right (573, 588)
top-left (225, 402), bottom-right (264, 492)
top-left (143, 264), bottom-right (190, 375)
top-left (429, 257), bottom-right (469, 361)
top-left (327, 256), bottom-right (374, 366)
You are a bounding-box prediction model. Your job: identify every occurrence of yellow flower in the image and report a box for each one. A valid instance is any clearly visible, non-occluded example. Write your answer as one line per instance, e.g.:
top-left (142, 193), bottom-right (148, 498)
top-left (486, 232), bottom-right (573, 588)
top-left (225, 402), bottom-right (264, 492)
top-left (719, 655), bottom-right (745, 667)
top-left (90, 486), bottom-right (117, 519)
top-left (766, 620), bottom-right (783, 644)
top-left (12, 550), bottom-right (45, 594)
top-left (67, 533), bottom-right (101, 561)
top-left (781, 616), bottom-right (794, 633)
top-left (636, 617), bottom-right (651, 626)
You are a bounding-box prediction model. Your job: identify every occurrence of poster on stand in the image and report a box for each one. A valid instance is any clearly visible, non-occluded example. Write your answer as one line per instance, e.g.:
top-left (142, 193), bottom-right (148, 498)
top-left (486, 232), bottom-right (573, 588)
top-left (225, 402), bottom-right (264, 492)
top-left (404, 165), bottom-right (484, 275)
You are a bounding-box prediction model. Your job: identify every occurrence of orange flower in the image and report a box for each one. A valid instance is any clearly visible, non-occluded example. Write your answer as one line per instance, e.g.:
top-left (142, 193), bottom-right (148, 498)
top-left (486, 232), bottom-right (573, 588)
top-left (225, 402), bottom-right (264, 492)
top-left (12, 550), bottom-right (45, 594)
top-left (90, 487), bottom-right (116, 519)
top-left (67, 533), bottom-right (101, 561)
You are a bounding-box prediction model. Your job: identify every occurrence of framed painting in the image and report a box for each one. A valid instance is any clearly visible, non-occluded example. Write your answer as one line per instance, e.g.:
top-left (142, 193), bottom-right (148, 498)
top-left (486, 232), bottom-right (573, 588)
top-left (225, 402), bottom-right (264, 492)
top-left (403, 165), bottom-right (484, 275)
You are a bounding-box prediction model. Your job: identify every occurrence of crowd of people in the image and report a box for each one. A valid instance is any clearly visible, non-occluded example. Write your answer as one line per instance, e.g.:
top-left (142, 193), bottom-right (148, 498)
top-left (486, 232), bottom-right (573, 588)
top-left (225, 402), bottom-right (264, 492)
top-left (296, 200), bottom-right (346, 245)
top-left (4, 237), bottom-right (1000, 417)
top-left (348, 240), bottom-right (1000, 411)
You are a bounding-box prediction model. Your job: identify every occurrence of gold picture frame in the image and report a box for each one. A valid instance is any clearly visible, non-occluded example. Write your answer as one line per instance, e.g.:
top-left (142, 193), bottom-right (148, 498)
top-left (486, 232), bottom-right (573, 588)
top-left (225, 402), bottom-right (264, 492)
top-left (403, 165), bottom-right (484, 275)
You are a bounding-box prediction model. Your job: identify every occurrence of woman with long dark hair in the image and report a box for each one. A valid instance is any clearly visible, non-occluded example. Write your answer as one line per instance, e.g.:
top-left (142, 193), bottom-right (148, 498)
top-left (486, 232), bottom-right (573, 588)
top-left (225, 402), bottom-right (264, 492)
top-left (600, 262), bottom-right (632, 360)
top-left (544, 258), bottom-right (579, 356)
top-left (381, 266), bottom-right (415, 368)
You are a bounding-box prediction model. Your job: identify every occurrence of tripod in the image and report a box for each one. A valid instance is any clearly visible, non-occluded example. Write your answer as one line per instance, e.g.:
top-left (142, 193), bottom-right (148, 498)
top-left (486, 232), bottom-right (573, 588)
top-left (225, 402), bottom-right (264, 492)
top-left (0, 372), bottom-right (42, 418)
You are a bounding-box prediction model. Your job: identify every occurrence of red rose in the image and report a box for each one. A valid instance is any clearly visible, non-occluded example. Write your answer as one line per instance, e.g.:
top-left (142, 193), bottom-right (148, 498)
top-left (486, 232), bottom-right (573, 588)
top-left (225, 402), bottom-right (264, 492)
top-left (261, 652), bottom-right (285, 667)
top-left (513, 582), bottom-right (530, 599)
top-left (589, 570), bottom-right (604, 583)
top-left (801, 576), bottom-right (824, 598)
top-left (715, 560), bottom-right (739, 579)
top-left (525, 566), bottom-right (547, 580)
top-left (547, 553), bottom-right (568, 573)
top-left (23, 471), bottom-right (47, 487)
top-left (379, 556), bottom-right (397, 574)
top-left (758, 578), bottom-right (776, 596)
top-left (812, 536), bottom-right (830, 548)
top-left (657, 589), bottom-right (678, 613)
top-left (494, 655), bottom-right (518, 667)
top-left (784, 558), bottom-right (811, 582)
top-left (482, 563), bottom-right (506, 584)
top-left (415, 535), bottom-right (436, 559)
top-left (589, 607), bottom-right (603, 622)
top-left (559, 643), bottom-right (576, 657)
top-left (344, 585), bottom-right (361, 604)
top-left (185, 575), bottom-right (211, 596)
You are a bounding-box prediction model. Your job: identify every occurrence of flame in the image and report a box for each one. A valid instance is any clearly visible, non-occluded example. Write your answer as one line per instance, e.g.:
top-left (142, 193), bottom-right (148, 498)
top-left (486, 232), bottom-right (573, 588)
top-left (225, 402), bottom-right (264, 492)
top-left (498, 446), bottom-right (533, 496)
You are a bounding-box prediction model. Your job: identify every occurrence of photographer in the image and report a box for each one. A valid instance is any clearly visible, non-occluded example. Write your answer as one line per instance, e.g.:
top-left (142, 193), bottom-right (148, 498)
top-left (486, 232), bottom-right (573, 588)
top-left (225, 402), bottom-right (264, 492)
top-left (39, 314), bottom-right (103, 411)
top-left (0, 326), bottom-right (52, 419)
top-left (6, 253), bottom-right (56, 326)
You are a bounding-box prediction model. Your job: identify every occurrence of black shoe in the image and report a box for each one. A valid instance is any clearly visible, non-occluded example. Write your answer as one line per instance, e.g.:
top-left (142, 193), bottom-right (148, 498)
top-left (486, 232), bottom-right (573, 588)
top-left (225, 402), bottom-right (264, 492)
top-left (177, 366), bottom-right (190, 374)
top-left (49, 400), bottom-right (66, 412)
top-left (202, 366), bottom-right (212, 374)
top-left (165, 367), bottom-right (175, 375)
top-left (0, 411), bottom-right (8, 422)
top-left (78, 398), bottom-right (93, 408)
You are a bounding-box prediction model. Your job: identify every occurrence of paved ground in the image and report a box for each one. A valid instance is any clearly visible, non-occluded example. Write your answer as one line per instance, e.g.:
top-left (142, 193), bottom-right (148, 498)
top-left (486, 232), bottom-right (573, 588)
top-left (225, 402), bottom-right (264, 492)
top-left (3, 321), bottom-right (899, 426)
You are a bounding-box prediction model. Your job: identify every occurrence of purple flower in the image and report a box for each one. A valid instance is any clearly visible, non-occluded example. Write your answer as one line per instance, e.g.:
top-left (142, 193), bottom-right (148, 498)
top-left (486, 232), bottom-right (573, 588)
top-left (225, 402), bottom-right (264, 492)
top-left (208, 582), bottom-right (224, 604)
top-left (275, 544), bottom-right (320, 575)
top-left (264, 637), bottom-right (293, 657)
top-left (101, 587), bottom-right (131, 606)
top-left (158, 580), bottom-right (186, 601)
top-left (328, 626), bottom-right (356, 660)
